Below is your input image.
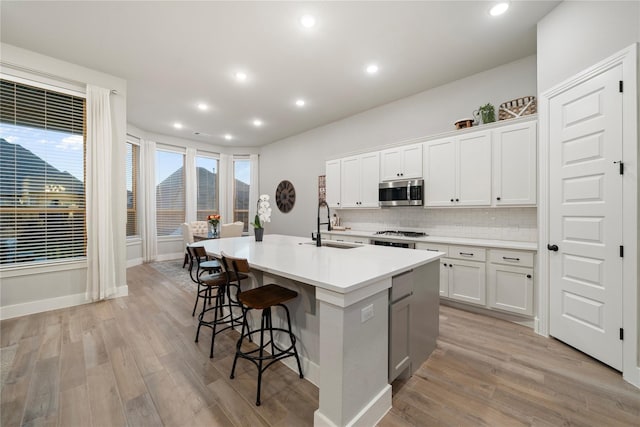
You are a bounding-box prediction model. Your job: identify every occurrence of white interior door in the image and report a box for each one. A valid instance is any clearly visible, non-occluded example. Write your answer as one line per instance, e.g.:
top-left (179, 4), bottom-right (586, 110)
top-left (549, 64), bottom-right (623, 370)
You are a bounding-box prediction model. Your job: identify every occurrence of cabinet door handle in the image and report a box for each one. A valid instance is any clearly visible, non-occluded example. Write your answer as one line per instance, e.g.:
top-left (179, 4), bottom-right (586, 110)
top-left (547, 244), bottom-right (559, 252)
top-left (455, 198), bottom-right (459, 202)
top-left (496, 197), bottom-right (501, 201)
top-left (503, 256), bottom-right (520, 261)
top-left (459, 252), bottom-right (474, 257)
top-left (526, 274), bottom-right (532, 279)
top-left (450, 198), bottom-right (454, 202)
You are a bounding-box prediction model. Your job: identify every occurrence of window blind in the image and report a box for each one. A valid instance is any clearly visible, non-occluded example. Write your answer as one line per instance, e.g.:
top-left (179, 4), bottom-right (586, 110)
top-left (125, 141), bottom-right (139, 237)
top-left (156, 149), bottom-right (184, 236)
top-left (0, 78), bottom-right (86, 266)
top-left (233, 158), bottom-right (250, 232)
top-left (196, 155), bottom-right (219, 221)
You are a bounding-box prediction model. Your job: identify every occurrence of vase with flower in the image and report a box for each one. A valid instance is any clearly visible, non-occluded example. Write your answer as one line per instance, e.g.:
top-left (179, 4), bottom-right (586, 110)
top-left (207, 214), bottom-right (221, 238)
top-left (251, 194), bottom-right (272, 242)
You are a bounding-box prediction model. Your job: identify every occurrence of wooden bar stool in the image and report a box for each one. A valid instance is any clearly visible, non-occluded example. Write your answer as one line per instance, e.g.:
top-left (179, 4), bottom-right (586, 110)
top-left (187, 246), bottom-right (222, 316)
top-left (222, 252), bottom-right (304, 406)
top-left (193, 248), bottom-right (248, 358)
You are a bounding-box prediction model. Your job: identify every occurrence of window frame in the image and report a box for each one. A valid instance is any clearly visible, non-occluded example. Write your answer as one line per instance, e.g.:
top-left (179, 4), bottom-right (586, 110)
top-left (232, 156), bottom-right (251, 233)
top-left (0, 75), bottom-right (87, 270)
top-left (155, 146), bottom-right (185, 239)
top-left (125, 138), bottom-right (140, 239)
top-left (195, 152), bottom-right (220, 222)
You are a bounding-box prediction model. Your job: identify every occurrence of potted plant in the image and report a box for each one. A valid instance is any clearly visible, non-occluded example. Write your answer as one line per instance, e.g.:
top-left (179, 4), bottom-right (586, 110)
top-left (251, 194), bottom-right (272, 241)
top-left (478, 103), bottom-right (496, 124)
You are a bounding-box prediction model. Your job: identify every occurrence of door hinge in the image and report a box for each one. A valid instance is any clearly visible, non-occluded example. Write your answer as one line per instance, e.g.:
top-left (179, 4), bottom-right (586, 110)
top-left (619, 80), bottom-right (623, 92)
top-left (620, 328), bottom-right (624, 340)
top-left (620, 245), bottom-right (624, 257)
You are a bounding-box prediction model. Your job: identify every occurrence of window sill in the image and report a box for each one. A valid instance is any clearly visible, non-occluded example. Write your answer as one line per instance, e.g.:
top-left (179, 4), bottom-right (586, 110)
top-left (126, 237), bottom-right (142, 245)
top-left (0, 259), bottom-right (88, 279)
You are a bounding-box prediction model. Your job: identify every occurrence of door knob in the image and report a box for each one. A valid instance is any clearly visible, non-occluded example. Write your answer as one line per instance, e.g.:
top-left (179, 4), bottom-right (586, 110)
top-left (547, 244), bottom-right (559, 252)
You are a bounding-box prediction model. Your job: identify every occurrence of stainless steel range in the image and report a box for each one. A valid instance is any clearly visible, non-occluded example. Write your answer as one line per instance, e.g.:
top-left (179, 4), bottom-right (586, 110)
top-left (372, 230), bottom-right (428, 248)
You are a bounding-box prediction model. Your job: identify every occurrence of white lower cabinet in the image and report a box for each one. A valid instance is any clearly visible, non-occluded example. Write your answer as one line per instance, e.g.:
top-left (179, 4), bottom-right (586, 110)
top-left (417, 242), bottom-right (535, 317)
top-left (448, 259), bottom-right (486, 305)
top-left (487, 249), bottom-right (534, 316)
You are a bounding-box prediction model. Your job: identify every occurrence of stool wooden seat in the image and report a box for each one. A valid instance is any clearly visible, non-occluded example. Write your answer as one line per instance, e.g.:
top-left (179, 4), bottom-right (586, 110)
top-left (238, 284), bottom-right (297, 309)
top-left (223, 252), bottom-right (303, 406)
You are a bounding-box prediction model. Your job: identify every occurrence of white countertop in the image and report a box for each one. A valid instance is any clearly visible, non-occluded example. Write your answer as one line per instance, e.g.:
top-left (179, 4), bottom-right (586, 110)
top-left (325, 230), bottom-right (538, 251)
top-left (194, 234), bottom-right (443, 294)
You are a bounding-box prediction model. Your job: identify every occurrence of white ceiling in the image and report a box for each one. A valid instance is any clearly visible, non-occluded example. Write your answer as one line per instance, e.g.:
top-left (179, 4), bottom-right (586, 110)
top-left (0, 1), bottom-right (559, 147)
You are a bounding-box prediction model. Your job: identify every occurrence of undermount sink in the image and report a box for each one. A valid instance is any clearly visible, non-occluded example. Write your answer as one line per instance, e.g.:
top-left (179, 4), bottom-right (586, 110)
top-left (301, 240), bottom-right (363, 249)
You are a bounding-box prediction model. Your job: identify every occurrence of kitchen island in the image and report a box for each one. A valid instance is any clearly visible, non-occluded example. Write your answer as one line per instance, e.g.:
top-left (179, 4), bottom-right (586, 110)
top-left (195, 234), bottom-right (443, 427)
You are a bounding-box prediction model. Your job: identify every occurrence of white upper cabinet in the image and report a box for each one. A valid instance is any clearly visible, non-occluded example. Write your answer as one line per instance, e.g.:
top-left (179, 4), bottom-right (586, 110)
top-left (457, 130), bottom-right (492, 206)
top-left (340, 152), bottom-right (380, 208)
top-left (424, 137), bottom-right (456, 206)
top-left (492, 121), bottom-right (537, 206)
top-left (424, 130), bottom-right (491, 206)
top-left (325, 159), bottom-right (341, 208)
top-left (380, 143), bottom-right (423, 181)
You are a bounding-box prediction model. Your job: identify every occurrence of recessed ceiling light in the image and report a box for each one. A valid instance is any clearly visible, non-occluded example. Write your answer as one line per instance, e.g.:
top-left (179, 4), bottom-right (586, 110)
top-left (197, 103), bottom-right (208, 111)
top-left (173, 122), bottom-right (183, 129)
top-left (300, 14), bottom-right (316, 28)
top-left (235, 71), bottom-right (248, 82)
top-left (253, 119), bottom-right (263, 127)
top-left (295, 99), bottom-right (306, 107)
top-left (489, 2), bottom-right (510, 16)
top-left (224, 134), bottom-right (233, 140)
top-left (366, 64), bottom-right (379, 74)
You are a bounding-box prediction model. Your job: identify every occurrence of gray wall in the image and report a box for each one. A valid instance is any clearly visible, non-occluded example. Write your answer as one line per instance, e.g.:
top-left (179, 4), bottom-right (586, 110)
top-left (0, 43), bottom-right (127, 314)
top-left (537, 1), bottom-right (640, 92)
top-left (259, 55), bottom-right (537, 238)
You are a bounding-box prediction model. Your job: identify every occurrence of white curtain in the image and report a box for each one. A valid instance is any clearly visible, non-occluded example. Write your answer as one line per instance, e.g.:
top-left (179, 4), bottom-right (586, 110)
top-left (248, 154), bottom-right (260, 235)
top-left (142, 139), bottom-right (157, 262)
top-left (185, 147), bottom-right (197, 222)
top-left (85, 85), bottom-right (117, 301)
top-left (219, 153), bottom-right (232, 223)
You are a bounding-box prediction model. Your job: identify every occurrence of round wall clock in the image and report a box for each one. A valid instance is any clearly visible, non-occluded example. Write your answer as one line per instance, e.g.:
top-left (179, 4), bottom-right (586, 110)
top-left (276, 180), bottom-right (296, 213)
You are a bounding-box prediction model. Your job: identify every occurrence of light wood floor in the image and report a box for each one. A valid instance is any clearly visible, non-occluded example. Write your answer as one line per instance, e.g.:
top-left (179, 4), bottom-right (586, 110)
top-left (1, 263), bottom-right (638, 426)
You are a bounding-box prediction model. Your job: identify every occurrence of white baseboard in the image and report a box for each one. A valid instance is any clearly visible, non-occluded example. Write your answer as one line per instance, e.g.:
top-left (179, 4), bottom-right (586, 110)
top-left (313, 384), bottom-right (391, 427)
top-left (624, 367), bottom-right (640, 390)
top-left (126, 258), bottom-right (143, 268)
top-left (114, 285), bottom-right (129, 298)
top-left (156, 252), bottom-right (183, 262)
top-left (0, 292), bottom-right (87, 320)
top-left (0, 285), bottom-right (129, 320)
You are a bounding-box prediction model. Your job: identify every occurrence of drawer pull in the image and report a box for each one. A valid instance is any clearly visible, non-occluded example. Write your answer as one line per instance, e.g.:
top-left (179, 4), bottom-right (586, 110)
top-left (426, 249), bottom-right (439, 252)
top-left (459, 252), bottom-right (474, 257)
top-left (503, 256), bottom-right (520, 261)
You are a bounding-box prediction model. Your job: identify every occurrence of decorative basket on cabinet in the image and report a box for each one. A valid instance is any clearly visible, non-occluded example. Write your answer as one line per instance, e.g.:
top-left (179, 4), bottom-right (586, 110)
top-left (498, 96), bottom-right (536, 120)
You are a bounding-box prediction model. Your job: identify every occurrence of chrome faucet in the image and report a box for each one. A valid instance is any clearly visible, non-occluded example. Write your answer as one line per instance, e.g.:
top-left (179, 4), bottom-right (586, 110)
top-left (317, 200), bottom-right (332, 247)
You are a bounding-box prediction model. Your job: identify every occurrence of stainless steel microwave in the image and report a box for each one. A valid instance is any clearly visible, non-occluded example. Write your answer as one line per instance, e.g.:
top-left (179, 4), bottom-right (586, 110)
top-left (379, 179), bottom-right (424, 207)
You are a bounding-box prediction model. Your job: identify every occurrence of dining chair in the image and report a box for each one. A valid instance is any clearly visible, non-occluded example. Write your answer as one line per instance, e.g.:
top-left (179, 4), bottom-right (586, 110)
top-left (219, 221), bottom-right (244, 238)
top-left (182, 221), bottom-right (208, 269)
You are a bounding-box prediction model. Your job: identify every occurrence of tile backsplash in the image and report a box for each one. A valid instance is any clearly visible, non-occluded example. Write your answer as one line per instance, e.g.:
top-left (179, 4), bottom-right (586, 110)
top-left (336, 207), bottom-right (537, 242)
